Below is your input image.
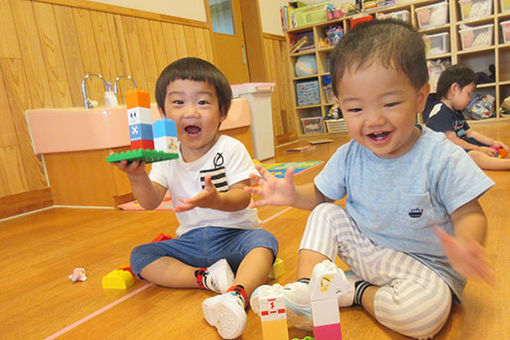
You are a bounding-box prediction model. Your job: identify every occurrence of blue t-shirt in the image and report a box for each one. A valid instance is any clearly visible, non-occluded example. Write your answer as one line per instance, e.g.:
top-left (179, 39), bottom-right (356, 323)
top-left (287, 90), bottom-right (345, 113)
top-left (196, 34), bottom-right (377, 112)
top-left (315, 126), bottom-right (494, 300)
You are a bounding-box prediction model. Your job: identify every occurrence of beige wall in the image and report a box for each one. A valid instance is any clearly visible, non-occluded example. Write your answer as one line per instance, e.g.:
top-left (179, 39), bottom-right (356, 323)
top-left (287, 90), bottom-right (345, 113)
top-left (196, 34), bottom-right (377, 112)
top-left (258, 0), bottom-right (287, 36)
top-left (87, 0), bottom-right (208, 22)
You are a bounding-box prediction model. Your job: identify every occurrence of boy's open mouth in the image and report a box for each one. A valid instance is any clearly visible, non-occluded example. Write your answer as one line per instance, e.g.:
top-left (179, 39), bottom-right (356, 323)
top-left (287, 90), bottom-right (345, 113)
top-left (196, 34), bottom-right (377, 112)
top-left (368, 131), bottom-right (390, 142)
top-left (184, 125), bottom-right (201, 135)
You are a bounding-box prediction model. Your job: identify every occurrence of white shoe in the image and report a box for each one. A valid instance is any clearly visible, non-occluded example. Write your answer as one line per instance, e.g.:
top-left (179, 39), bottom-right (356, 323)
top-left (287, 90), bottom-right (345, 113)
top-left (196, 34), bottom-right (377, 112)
top-left (207, 259), bottom-right (235, 294)
top-left (310, 260), bottom-right (355, 307)
top-left (202, 293), bottom-right (247, 339)
top-left (250, 282), bottom-right (313, 330)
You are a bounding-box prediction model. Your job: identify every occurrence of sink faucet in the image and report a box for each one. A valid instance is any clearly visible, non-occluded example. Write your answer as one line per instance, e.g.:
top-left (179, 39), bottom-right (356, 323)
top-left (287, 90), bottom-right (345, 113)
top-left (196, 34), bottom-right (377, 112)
top-left (82, 73), bottom-right (107, 109)
top-left (113, 75), bottom-right (137, 94)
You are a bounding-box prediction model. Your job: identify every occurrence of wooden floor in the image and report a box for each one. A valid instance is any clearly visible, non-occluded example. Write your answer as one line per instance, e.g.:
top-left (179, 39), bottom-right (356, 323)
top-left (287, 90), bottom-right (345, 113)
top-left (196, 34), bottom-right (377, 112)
top-left (2, 120), bottom-right (510, 340)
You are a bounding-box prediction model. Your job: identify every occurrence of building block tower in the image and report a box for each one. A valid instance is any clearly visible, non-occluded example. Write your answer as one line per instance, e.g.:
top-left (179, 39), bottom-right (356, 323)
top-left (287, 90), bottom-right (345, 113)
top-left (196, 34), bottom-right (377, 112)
top-left (310, 271), bottom-right (345, 340)
top-left (126, 89), bottom-right (154, 150)
top-left (106, 89), bottom-right (178, 164)
top-left (258, 285), bottom-right (289, 340)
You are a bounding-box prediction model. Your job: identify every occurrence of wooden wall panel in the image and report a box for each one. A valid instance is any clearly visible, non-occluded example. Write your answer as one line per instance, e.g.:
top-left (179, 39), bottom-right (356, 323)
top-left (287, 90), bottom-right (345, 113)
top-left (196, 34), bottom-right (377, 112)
top-left (0, 59), bottom-right (47, 191)
top-left (73, 7), bottom-right (103, 106)
top-left (172, 25), bottom-right (189, 58)
top-left (90, 11), bottom-right (119, 90)
top-left (107, 14), bottom-right (132, 104)
top-left (54, 5), bottom-right (85, 107)
top-left (122, 16), bottom-right (150, 97)
top-left (160, 22), bottom-right (180, 67)
top-left (136, 18), bottom-right (160, 95)
top-left (33, 1), bottom-right (73, 108)
top-left (10, 0), bottom-right (54, 109)
top-left (263, 36), bottom-right (298, 144)
top-left (149, 21), bottom-right (172, 76)
top-left (0, 147), bottom-right (29, 196)
top-left (0, 68), bottom-right (18, 149)
top-left (0, 0), bottom-right (21, 58)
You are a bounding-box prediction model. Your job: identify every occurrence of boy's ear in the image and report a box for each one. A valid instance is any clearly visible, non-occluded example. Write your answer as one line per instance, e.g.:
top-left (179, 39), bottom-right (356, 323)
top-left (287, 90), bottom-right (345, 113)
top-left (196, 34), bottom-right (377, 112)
top-left (417, 82), bottom-right (431, 113)
top-left (157, 105), bottom-right (166, 119)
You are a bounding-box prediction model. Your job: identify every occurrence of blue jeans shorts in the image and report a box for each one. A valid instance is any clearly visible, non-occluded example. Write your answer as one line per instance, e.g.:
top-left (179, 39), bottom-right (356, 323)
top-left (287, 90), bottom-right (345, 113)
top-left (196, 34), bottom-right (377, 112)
top-left (130, 227), bottom-right (278, 279)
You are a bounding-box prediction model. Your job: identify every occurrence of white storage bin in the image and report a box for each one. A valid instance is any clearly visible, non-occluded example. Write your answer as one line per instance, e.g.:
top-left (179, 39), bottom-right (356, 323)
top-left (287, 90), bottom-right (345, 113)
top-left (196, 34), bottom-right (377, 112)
top-left (301, 117), bottom-right (324, 134)
top-left (501, 20), bottom-right (510, 43)
top-left (424, 32), bottom-right (450, 56)
top-left (459, 24), bottom-right (494, 49)
top-left (325, 119), bottom-right (348, 133)
top-left (502, 0), bottom-right (510, 12)
top-left (459, 0), bottom-right (493, 20)
top-left (415, 2), bottom-right (449, 29)
top-left (376, 10), bottom-right (411, 23)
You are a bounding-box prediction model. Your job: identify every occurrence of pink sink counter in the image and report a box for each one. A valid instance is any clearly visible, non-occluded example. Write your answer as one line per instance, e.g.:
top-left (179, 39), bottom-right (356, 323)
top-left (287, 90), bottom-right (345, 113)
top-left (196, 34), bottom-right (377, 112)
top-left (26, 98), bottom-right (251, 154)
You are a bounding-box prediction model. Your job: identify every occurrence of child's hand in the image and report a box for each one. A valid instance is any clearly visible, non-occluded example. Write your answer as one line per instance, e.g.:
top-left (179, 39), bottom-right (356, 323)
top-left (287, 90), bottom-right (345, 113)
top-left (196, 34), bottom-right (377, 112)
top-left (115, 159), bottom-right (147, 177)
top-left (173, 174), bottom-right (218, 212)
top-left (244, 164), bottom-right (296, 208)
top-left (479, 146), bottom-right (497, 156)
top-left (435, 226), bottom-right (494, 285)
top-left (492, 140), bottom-right (508, 152)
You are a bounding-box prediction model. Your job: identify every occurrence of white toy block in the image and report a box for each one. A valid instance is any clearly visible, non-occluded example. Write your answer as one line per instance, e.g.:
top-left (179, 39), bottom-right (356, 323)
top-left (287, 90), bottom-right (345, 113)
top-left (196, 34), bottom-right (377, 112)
top-left (311, 298), bottom-right (340, 326)
top-left (154, 136), bottom-right (178, 153)
top-left (258, 285), bottom-right (289, 340)
top-left (127, 107), bottom-right (153, 125)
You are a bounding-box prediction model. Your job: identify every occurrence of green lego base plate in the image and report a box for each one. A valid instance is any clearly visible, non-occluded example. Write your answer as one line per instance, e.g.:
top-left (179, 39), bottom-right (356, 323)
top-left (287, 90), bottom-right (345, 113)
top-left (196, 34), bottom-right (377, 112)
top-left (106, 149), bottom-right (179, 164)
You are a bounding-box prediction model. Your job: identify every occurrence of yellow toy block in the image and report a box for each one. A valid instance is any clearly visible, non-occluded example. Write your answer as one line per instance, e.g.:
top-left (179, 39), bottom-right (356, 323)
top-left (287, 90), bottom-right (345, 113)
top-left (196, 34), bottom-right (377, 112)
top-left (262, 319), bottom-right (289, 340)
top-left (102, 269), bottom-right (135, 290)
top-left (269, 258), bottom-right (285, 279)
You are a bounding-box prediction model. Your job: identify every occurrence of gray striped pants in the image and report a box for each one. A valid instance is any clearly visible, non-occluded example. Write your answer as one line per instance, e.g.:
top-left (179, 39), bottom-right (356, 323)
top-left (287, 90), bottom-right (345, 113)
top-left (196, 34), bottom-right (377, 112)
top-left (299, 203), bottom-right (452, 339)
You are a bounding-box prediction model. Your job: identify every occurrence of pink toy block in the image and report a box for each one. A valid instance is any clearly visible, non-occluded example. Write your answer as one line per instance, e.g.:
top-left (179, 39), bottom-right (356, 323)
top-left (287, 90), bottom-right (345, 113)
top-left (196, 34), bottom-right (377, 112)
top-left (313, 323), bottom-right (342, 340)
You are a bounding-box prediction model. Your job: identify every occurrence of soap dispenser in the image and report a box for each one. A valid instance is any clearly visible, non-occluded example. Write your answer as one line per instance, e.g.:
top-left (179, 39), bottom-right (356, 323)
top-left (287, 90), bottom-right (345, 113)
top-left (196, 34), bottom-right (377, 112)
top-left (104, 82), bottom-right (119, 107)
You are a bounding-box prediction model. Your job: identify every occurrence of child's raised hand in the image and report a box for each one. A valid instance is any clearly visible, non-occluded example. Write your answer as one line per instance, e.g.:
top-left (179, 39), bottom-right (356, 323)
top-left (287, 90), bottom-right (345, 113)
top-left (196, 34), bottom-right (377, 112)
top-left (492, 140), bottom-right (508, 152)
top-left (173, 174), bottom-right (218, 212)
top-left (115, 159), bottom-right (147, 177)
top-left (435, 226), bottom-right (494, 285)
top-left (244, 164), bottom-right (296, 208)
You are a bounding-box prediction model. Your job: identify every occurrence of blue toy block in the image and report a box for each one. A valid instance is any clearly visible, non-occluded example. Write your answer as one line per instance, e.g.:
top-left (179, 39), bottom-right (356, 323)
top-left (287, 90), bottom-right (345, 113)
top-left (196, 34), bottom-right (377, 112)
top-left (153, 119), bottom-right (177, 138)
top-left (129, 123), bottom-right (153, 141)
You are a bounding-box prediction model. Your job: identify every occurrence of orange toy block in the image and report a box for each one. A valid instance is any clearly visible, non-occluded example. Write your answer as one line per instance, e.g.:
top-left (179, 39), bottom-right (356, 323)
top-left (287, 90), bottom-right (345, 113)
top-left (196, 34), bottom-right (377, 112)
top-left (102, 269), bottom-right (135, 290)
top-left (126, 89), bottom-right (150, 109)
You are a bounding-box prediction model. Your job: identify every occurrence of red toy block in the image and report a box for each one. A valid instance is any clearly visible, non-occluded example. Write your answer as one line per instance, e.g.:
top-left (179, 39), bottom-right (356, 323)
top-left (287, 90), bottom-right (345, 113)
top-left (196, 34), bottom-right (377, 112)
top-left (151, 233), bottom-right (173, 242)
top-left (131, 139), bottom-right (154, 150)
top-left (119, 262), bottom-right (136, 278)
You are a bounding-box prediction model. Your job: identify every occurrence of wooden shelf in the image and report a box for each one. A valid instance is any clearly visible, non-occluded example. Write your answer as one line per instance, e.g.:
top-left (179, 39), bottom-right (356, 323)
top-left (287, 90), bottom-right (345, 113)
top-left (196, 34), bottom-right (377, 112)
top-left (286, 0), bottom-right (510, 136)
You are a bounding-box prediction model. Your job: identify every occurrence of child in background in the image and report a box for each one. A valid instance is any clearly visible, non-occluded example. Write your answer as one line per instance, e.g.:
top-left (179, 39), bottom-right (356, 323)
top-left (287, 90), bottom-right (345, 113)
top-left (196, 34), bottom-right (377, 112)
top-left (247, 20), bottom-right (494, 339)
top-left (115, 57), bottom-right (277, 339)
top-left (426, 64), bottom-right (510, 170)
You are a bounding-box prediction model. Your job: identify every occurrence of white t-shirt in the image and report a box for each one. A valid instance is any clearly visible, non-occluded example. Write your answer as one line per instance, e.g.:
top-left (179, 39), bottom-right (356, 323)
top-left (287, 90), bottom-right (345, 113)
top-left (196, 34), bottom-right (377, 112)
top-left (149, 135), bottom-right (261, 237)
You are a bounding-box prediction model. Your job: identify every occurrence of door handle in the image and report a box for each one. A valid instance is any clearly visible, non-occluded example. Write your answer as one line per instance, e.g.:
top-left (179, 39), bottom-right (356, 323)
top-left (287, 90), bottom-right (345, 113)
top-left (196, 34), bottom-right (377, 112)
top-left (241, 45), bottom-right (247, 65)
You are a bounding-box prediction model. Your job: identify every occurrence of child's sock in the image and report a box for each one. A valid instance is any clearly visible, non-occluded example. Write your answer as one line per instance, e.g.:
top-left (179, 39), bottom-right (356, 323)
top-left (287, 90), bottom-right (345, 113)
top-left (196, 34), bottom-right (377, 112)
top-left (227, 284), bottom-right (249, 309)
top-left (353, 280), bottom-right (373, 306)
top-left (195, 267), bottom-right (214, 291)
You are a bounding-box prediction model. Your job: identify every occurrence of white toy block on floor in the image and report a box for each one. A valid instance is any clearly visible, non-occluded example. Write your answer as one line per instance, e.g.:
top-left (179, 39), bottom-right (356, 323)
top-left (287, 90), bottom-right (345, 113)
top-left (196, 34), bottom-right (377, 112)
top-left (258, 285), bottom-right (289, 340)
top-left (310, 272), bottom-right (343, 340)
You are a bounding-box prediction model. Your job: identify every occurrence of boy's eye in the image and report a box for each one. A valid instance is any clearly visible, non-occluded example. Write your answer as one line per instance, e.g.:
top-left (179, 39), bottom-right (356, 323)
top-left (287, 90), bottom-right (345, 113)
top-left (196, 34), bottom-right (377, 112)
top-left (347, 108), bottom-right (362, 113)
top-left (198, 100), bottom-right (210, 105)
top-left (172, 100), bottom-right (184, 105)
top-left (384, 102), bottom-right (401, 107)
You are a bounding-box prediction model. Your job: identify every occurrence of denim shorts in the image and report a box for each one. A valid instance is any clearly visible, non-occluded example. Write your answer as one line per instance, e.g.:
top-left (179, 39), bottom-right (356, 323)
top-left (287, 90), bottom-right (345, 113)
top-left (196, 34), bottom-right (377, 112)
top-left (130, 227), bottom-right (278, 279)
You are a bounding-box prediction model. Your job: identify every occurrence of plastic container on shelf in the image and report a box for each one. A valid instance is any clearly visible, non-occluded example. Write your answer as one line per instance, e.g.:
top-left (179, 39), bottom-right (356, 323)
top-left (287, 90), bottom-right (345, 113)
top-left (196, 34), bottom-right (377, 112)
top-left (296, 80), bottom-right (320, 107)
top-left (325, 119), bottom-right (347, 133)
top-left (502, 0), bottom-right (510, 12)
top-left (424, 32), bottom-right (450, 56)
top-left (231, 83), bottom-right (275, 160)
top-left (501, 20), bottom-right (510, 43)
top-left (459, 24), bottom-right (494, 49)
top-left (459, 0), bottom-right (493, 20)
top-left (415, 2), bottom-right (449, 29)
top-left (376, 10), bottom-right (411, 23)
top-left (294, 3), bottom-right (328, 27)
top-left (301, 116), bottom-right (324, 134)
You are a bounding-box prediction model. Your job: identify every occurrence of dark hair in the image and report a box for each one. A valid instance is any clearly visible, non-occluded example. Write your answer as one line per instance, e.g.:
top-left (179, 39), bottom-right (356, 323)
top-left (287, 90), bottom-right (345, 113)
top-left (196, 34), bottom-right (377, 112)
top-left (436, 64), bottom-right (477, 99)
top-left (155, 57), bottom-right (232, 116)
top-left (329, 19), bottom-right (428, 96)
